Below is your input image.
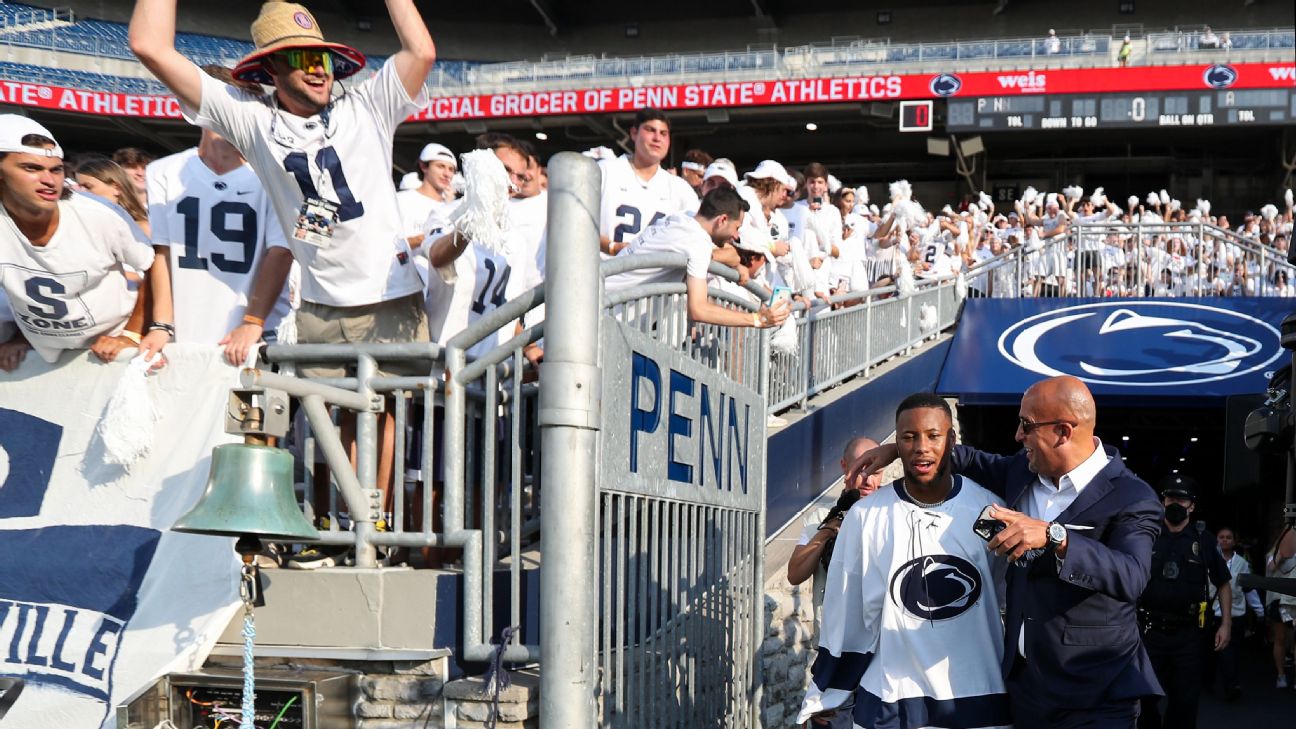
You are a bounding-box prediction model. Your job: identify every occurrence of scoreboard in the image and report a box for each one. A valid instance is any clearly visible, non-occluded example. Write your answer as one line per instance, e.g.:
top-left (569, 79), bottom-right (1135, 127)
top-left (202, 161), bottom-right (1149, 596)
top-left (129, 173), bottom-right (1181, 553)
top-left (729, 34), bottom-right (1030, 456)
top-left (946, 89), bottom-right (1294, 131)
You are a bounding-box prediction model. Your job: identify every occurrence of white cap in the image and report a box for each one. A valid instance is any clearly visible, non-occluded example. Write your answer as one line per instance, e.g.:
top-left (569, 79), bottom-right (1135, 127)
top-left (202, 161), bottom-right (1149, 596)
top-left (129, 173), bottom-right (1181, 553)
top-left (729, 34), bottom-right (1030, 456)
top-left (745, 160), bottom-right (795, 189)
top-left (702, 161), bottom-right (739, 189)
top-left (732, 233), bottom-right (769, 256)
top-left (419, 142), bottom-right (457, 167)
top-left (0, 114), bottom-right (62, 159)
top-left (399, 171), bottom-right (420, 190)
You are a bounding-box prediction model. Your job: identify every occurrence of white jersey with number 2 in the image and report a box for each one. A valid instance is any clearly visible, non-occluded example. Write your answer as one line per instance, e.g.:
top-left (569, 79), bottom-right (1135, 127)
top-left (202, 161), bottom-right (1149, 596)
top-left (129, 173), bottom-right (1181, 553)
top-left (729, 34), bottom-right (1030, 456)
top-left (598, 155), bottom-right (698, 255)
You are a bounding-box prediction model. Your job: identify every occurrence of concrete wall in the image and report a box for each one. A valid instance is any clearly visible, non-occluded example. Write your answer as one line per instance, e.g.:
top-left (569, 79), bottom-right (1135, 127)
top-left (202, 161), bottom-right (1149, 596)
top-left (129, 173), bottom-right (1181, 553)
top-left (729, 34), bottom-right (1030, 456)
top-left (45, 0), bottom-right (1295, 63)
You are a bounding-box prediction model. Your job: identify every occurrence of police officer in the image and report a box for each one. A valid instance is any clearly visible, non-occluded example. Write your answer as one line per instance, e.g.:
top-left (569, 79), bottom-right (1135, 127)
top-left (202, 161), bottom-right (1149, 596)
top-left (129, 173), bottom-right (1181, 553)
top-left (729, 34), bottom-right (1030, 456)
top-left (1137, 475), bottom-right (1233, 729)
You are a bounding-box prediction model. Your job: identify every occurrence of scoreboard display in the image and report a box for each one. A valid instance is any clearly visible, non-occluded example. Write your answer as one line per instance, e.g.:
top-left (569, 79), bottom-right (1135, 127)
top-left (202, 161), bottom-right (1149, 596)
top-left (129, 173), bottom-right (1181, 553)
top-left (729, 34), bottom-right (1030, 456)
top-left (946, 89), bottom-right (1294, 131)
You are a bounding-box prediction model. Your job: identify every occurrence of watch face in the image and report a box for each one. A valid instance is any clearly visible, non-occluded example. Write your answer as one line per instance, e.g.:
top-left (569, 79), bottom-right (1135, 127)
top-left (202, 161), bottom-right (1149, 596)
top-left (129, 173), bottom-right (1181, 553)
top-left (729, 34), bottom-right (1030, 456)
top-left (1048, 523), bottom-right (1066, 543)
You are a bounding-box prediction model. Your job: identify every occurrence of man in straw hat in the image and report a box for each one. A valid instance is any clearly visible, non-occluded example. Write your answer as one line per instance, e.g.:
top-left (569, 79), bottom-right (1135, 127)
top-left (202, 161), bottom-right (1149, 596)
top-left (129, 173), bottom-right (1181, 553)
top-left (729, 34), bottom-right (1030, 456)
top-left (131, 0), bottom-right (438, 565)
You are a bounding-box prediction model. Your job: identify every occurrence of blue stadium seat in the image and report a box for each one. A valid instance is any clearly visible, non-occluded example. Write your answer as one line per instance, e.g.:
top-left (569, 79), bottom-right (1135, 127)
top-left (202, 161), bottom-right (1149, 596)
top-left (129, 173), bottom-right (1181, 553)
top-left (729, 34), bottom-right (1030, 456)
top-left (0, 60), bottom-right (169, 95)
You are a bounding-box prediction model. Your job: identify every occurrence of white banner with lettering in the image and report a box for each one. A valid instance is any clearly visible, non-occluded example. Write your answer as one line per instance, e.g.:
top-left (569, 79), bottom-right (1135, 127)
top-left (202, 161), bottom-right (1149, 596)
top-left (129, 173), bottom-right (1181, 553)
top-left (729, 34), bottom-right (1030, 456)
top-left (0, 346), bottom-right (243, 728)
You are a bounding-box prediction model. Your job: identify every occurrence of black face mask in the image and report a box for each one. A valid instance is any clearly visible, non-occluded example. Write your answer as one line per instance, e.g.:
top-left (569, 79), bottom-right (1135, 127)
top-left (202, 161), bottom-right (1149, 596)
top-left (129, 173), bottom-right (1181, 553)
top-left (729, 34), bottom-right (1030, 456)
top-left (1165, 503), bottom-right (1190, 526)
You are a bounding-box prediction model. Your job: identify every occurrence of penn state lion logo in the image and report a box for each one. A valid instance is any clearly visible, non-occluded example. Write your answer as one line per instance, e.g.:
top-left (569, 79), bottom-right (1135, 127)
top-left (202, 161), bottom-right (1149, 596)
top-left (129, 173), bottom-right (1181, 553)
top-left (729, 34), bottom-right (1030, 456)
top-left (890, 555), bottom-right (983, 621)
top-left (998, 302), bottom-right (1281, 387)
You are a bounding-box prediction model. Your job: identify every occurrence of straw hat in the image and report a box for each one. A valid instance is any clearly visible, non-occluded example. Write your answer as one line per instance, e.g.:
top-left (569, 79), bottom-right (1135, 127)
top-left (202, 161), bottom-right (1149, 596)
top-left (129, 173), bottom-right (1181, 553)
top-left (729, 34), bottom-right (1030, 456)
top-left (232, 1), bottom-right (365, 85)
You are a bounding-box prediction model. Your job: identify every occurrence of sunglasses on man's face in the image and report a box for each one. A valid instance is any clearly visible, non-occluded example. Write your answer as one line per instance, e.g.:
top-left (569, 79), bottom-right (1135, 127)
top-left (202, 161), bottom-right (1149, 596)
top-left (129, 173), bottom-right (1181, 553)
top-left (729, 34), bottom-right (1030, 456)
top-left (276, 49), bottom-right (334, 75)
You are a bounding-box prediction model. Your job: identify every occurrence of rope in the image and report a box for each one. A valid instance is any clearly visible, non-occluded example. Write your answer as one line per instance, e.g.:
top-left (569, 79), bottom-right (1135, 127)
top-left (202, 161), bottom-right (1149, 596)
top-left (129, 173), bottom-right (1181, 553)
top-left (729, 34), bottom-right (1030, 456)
top-left (482, 625), bottom-right (518, 729)
top-left (239, 565), bottom-right (258, 729)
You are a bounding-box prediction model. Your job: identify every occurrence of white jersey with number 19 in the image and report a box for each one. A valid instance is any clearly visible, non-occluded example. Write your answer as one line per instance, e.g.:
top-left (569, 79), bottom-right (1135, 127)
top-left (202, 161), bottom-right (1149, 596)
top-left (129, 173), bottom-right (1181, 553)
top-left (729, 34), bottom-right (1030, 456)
top-left (147, 148), bottom-right (294, 344)
top-left (598, 155), bottom-right (698, 256)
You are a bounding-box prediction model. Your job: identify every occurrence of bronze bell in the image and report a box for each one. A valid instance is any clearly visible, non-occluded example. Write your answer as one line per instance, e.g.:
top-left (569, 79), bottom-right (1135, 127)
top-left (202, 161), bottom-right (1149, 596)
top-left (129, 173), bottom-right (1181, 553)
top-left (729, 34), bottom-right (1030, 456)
top-left (173, 443), bottom-right (318, 541)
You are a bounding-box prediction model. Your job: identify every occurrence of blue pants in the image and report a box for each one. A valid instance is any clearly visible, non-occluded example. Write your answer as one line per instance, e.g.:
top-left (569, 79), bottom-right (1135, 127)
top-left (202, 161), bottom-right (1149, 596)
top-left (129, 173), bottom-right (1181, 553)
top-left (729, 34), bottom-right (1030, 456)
top-left (1008, 667), bottom-right (1140, 729)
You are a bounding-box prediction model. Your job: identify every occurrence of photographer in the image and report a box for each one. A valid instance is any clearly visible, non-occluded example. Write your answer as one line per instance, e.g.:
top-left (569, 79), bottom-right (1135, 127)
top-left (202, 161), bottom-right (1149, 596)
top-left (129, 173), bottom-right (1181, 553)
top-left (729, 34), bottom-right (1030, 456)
top-left (788, 436), bottom-right (882, 601)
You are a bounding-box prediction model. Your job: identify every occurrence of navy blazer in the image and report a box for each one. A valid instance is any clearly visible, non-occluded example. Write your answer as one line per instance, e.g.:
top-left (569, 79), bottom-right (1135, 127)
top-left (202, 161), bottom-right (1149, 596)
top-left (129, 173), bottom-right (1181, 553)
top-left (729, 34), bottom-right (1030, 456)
top-left (951, 443), bottom-right (1164, 710)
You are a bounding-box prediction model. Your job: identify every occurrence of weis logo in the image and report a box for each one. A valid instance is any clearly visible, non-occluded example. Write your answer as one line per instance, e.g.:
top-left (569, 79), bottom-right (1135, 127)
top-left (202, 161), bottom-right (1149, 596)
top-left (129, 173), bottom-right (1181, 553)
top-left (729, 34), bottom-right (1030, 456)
top-left (996, 71), bottom-right (1047, 93)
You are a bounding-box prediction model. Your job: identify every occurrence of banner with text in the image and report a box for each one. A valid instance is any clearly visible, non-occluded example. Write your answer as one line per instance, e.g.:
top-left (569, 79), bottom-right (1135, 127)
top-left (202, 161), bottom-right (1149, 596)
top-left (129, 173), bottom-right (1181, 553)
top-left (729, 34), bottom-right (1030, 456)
top-left (0, 62), bottom-right (1291, 121)
top-left (0, 346), bottom-right (243, 728)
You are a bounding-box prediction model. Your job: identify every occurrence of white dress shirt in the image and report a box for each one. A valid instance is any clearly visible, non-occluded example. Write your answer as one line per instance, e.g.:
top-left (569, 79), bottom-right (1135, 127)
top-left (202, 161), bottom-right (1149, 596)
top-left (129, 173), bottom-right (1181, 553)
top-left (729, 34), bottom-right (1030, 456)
top-left (1020, 438), bottom-right (1110, 657)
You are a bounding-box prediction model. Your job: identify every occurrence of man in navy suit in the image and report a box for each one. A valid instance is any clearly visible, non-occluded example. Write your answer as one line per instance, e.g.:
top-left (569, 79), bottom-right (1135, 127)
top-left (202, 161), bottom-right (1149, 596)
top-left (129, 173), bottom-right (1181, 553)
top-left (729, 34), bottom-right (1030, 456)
top-left (852, 376), bottom-right (1163, 728)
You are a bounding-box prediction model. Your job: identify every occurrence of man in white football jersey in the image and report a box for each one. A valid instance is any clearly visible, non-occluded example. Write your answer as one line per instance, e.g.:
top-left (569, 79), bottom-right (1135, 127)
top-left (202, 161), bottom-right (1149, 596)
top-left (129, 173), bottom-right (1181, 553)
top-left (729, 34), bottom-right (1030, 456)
top-left (131, 0), bottom-right (435, 347)
top-left (148, 65), bottom-right (295, 366)
top-left (799, 393), bottom-right (1010, 729)
top-left (0, 115), bottom-right (172, 369)
top-left (598, 109), bottom-right (699, 256)
top-left (422, 134), bottom-right (531, 360)
top-left (132, 0), bottom-right (437, 563)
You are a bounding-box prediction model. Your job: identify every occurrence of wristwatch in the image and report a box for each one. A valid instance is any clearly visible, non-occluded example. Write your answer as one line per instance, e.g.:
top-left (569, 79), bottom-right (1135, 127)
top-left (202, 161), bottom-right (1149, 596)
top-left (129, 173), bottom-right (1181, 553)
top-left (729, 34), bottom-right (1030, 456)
top-left (1046, 522), bottom-right (1067, 551)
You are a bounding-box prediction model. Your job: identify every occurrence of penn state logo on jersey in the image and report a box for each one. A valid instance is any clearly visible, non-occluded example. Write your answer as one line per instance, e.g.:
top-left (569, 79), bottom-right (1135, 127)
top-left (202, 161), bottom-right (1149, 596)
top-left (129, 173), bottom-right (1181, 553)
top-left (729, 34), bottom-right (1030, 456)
top-left (889, 554), bottom-right (983, 621)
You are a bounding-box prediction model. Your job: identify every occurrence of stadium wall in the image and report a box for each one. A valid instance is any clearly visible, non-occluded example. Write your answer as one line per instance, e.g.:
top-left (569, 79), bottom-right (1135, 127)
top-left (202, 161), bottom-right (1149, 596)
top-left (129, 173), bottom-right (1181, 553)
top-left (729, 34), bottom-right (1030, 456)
top-left (47, 0), bottom-right (1294, 63)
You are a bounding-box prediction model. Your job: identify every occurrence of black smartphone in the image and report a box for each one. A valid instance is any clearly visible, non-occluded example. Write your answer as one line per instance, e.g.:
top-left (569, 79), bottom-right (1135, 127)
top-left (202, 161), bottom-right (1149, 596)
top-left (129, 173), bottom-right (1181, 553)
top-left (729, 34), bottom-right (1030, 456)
top-left (973, 505), bottom-right (1006, 542)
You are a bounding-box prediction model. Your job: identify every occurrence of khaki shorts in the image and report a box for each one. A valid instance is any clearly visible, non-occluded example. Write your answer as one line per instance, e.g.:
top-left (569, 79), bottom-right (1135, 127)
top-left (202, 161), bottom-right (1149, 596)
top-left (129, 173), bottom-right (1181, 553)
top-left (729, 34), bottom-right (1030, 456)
top-left (296, 293), bottom-right (430, 378)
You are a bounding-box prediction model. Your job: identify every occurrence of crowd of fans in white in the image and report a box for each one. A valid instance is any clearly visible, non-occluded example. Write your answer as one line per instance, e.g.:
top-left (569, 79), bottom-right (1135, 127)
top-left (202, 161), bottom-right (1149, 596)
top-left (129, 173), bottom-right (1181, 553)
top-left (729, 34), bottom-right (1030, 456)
top-left (4, 103), bottom-right (1296, 374)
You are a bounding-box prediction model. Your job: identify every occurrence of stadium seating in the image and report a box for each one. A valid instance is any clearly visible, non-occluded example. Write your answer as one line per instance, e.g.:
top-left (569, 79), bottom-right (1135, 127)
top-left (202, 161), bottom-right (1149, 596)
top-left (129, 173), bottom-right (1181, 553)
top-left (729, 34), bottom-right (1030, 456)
top-left (0, 1), bottom-right (1290, 99)
top-left (0, 59), bottom-right (168, 94)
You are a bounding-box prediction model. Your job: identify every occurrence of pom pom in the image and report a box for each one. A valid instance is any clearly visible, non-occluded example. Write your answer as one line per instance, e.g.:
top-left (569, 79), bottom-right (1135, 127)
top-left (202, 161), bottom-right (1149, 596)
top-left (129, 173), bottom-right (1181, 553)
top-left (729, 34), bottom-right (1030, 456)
top-left (582, 146), bottom-right (615, 160)
top-left (941, 204), bottom-right (955, 217)
top-left (919, 303), bottom-right (939, 334)
top-left (1196, 199), bottom-right (1211, 216)
top-left (1261, 204), bottom-right (1279, 221)
top-left (274, 309), bottom-right (298, 346)
top-left (892, 199), bottom-right (928, 233)
top-left (978, 191), bottom-right (993, 210)
top-left (896, 260), bottom-right (917, 298)
top-left (770, 315), bottom-right (799, 356)
top-left (827, 174), bottom-right (842, 194)
top-left (98, 353), bottom-right (161, 467)
top-left (451, 172), bottom-right (465, 196)
top-left (857, 186), bottom-right (869, 204)
top-left (1286, 189), bottom-right (1294, 209)
top-left (1169, 199), bottom-right (1181, 212)
top-left (1063, 185), bottom-right (1084, 202)
top-left (1128, 195), bottom-right (1140, 211)
top-left (449, 150), bottom-right (513, 256)
top-left (1090, 187), bottom-right (1107, 207)
top-left (1159, 189), bottom-right (1171, 206)
top-left (954, 272), bottom-right (968, 302)
top-left (1021, 186), bottom-right (1039, 206)
top-left (889, 179), bottom-right (913, 202)
top-left (869, 204), bottom-right (880, 215)
top-left (1147, 191), bottom-right (1160, 207)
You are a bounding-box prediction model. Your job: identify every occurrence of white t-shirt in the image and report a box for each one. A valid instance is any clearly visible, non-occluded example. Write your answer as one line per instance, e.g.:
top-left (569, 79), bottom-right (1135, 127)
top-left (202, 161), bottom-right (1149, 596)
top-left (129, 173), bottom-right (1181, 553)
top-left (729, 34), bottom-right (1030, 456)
top-left (510, 192), bottom-right (548, 330)
top-left (604, 212), bottom-right (715, 293)
top-left (397, 187), bottom-right (455, 240)
top-left (147, 148), bottom-right (293, 344)
top-left (190, 58), bottom-right (427, 307)
top-left (598, 155), bottom-right (698, 252)
top-left (0, 195), bottom-right (155, 362)
top-left (422, 211), bottom-right (525, 361)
